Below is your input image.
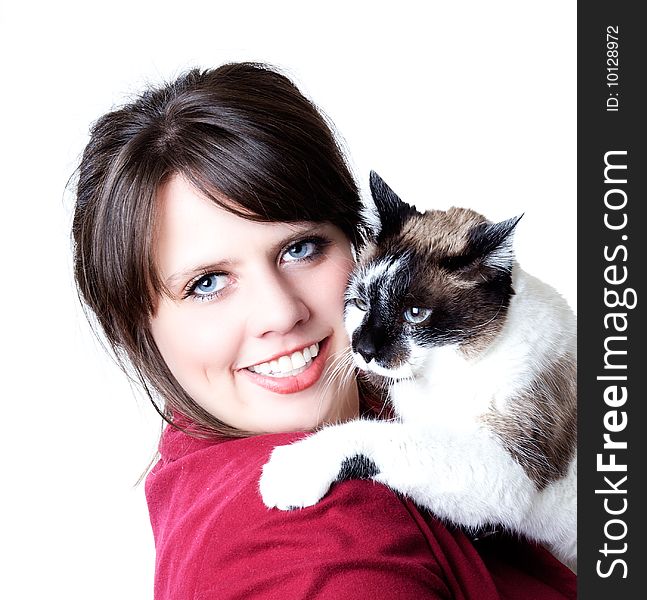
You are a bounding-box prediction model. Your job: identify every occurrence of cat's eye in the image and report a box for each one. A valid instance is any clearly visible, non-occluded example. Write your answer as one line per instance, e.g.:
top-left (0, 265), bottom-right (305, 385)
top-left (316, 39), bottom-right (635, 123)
top-left (353, 297), bottom-right (369, 311)
top-left (403, 306), bottom-right (431, 324)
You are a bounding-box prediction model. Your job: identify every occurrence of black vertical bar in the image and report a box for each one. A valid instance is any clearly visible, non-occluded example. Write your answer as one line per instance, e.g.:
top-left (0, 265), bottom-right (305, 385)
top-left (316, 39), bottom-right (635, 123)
top-left (578, 2), bottom-right (646, 598)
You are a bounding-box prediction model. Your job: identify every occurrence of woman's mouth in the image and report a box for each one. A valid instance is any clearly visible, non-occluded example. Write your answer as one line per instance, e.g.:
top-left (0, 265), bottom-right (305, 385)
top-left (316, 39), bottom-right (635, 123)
top-left (240, 338), bottom-right (329, 394)
top-left (246, 342), bottom-right (320, 378)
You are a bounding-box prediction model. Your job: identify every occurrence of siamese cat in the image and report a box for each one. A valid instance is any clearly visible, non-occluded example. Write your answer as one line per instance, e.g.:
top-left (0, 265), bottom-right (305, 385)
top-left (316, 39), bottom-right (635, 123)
top-left (260, 171), bottom-right (577, 569)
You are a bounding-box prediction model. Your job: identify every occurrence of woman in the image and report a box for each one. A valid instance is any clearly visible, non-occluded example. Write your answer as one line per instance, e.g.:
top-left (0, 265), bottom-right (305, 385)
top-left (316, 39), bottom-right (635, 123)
top-left (73, 62), bottom-right (575, 598)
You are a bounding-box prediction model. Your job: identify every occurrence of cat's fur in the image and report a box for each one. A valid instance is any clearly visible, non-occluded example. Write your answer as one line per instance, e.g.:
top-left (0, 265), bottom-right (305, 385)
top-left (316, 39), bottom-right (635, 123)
top-left (260, 171), bottom-right (577, 569)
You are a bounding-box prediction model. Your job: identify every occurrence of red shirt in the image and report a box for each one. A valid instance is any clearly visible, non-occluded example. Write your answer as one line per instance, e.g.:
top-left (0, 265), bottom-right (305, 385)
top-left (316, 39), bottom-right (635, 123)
top-left (145, 425), bottom-right (576, 599)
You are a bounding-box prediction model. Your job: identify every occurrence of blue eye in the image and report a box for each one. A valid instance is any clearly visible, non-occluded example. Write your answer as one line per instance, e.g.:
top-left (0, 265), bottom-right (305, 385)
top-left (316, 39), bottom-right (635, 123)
top-left (190, 273), bottom-right (228, 299)
top-left (403, 307), bottom-right (432, 324)
top-left (284, 241), bottom-right (316, 261)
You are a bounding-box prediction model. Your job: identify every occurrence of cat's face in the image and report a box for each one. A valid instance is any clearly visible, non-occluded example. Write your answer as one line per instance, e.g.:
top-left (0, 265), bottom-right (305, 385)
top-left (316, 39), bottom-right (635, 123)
top-left (345, 172), bottom-right (520, 380)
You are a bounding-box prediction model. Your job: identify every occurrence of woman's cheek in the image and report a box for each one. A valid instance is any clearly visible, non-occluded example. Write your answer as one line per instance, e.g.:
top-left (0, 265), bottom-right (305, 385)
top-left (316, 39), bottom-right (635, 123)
top-left (184, 305), bottom-right (239, 366)
top-left (152, 302), bottom-right (233, 377)
top-left (326, 257), bottom-right (354, 312)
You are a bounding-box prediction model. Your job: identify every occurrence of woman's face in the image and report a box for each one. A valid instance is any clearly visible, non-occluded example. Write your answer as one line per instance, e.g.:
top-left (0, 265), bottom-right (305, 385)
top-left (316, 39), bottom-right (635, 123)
top-left (150, 175), bottom-right (359, 433)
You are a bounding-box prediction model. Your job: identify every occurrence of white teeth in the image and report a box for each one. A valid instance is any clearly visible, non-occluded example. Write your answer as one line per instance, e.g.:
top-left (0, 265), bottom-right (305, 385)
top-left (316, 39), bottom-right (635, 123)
top-left (256, 362), bottom-right (271, 375)
top-left (247, 341), bottom-right (321, 377)
top-left (278, 355), bottom-right (293, 373)
top-left (291, 351), bottom-right (306, 369)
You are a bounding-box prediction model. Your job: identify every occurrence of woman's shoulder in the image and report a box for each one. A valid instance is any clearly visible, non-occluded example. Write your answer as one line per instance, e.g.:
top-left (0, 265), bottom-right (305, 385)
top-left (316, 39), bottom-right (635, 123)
top-left (145, 428), bottom-right (575, 600)
top-left (147, 430), bottom-right (451, 598)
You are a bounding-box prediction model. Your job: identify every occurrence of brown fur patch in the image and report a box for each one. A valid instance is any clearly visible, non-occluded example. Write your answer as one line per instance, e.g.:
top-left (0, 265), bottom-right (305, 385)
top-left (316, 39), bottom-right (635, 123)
top-left (458, 317), bottom-right (508, 358)
top-left (400, 207), bottom-right (488, 257)
top-left (403, 208), bottom-right (511, 354)
top-left (484, 355), bottom-right (577, 489)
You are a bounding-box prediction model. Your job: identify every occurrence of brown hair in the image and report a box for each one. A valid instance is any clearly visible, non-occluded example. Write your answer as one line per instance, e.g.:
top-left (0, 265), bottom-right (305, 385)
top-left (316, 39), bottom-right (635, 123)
top-left (72, 62), bottom-right (365, 437)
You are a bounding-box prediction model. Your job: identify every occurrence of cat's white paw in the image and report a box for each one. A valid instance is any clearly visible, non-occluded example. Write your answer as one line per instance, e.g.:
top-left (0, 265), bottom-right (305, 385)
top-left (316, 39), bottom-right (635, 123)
top-left (259, 439), bottom-right (339, 510)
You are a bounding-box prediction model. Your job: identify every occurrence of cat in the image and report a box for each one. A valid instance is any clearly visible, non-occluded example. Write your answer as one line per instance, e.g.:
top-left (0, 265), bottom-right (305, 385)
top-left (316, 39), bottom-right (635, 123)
top-left (260, 171), bottom-right (577, 569)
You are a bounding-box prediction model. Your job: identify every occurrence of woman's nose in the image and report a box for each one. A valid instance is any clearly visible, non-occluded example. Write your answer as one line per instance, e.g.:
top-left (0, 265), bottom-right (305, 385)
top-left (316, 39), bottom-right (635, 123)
top-left (247, 270), bottom-right (310, 337)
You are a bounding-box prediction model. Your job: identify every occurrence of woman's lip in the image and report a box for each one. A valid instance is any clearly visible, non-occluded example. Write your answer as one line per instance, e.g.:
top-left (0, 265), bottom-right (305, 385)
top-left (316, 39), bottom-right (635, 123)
top-left (239, 338), bottom-right (324, 371)
top-left (239, 337), bottom-right (330, 395)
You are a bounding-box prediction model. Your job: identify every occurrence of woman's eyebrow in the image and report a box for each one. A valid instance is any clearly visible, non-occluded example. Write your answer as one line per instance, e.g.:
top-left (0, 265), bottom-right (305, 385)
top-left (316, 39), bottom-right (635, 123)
top-left (278, 223), bottom-right (327, 246)
top-left (164, 223), bottom-right (328, 290)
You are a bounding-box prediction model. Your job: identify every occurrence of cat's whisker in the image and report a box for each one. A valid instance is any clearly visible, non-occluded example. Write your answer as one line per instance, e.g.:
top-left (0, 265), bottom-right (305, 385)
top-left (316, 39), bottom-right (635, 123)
top-left (329, 359), bottom-right (358, 422)
top-left (325, 360), bottom-right (355, 409)
top-left (315, 348), bottom-right (357, 426)
top-left (316, 350), bottom-right (348, 412)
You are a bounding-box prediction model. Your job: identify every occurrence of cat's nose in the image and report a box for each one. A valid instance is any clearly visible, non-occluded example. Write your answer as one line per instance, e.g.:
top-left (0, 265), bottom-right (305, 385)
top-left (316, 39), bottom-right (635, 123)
top-left (355, 335), bottom-right (377, 363)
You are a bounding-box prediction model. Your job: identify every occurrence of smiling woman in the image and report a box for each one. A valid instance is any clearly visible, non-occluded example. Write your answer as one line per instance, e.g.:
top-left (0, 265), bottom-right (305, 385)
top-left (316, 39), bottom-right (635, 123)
top-left (150, 174), bottom-right (358, 432)
top-left (72, 62), bottom-right (575, 599)
top-left (73, 62), bottom-right (365, 438)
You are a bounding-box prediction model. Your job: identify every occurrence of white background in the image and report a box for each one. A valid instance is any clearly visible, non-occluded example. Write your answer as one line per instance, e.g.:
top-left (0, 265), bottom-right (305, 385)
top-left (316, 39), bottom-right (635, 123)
top-left (0, 1), bottom-right (576, 598)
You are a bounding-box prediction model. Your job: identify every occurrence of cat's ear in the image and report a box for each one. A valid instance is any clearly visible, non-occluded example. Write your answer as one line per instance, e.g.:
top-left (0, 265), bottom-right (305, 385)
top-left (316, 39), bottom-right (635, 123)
top-left (470, 214), bottom-right (523, 272)
top-left (368, 171), bottom-right (417, 240)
